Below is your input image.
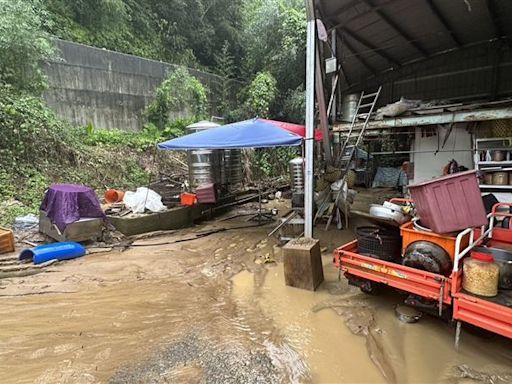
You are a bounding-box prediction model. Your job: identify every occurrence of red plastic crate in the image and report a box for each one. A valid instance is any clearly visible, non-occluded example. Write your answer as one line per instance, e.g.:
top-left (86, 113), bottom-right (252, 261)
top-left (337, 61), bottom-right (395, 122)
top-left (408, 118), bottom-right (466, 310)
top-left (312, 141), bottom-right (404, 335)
top-left (408, 170), bottom-right (487, 234)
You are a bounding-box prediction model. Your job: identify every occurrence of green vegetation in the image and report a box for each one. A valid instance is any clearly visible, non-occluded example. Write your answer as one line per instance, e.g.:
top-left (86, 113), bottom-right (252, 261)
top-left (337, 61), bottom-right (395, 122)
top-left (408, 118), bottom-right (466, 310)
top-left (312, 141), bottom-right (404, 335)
top-left (244, 72), bottom-right (278, 118)
top-left (0, 0), bottom-right (308, 225)
top-left (0, 0), bottom-right (56, 93)
top-left (42, 0), bottom-right (306, 121)
top-left (145, 68), bottom-right (208, 131)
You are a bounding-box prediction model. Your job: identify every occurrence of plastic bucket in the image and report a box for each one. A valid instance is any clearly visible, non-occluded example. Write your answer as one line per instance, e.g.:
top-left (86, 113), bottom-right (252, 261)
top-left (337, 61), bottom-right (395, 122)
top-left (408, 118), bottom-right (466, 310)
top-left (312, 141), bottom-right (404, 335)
top-left (19, 242), bottom-right (86, 265)
top-left (105, 189), bottom-right (125, 203)
top-left (180, 192), bottom-right (197, 206)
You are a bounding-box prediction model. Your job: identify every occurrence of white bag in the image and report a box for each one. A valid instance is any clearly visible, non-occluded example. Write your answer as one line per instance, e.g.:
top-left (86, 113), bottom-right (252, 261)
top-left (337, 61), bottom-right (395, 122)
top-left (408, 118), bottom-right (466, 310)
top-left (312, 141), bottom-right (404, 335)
top-left (123, 187), bottom-right (166, 213)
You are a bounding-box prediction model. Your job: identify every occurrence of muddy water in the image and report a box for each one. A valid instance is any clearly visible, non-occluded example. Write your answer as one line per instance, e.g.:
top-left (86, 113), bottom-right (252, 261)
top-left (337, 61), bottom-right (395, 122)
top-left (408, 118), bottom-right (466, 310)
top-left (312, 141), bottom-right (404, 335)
top-left (233, 256), bottom-right (512, 384)
top-left (0, 226), bottom-right (310, 383)
top-left (233, 266), bottom-right (384, 383)
top-left (0, 220), bottom-right (511, 383)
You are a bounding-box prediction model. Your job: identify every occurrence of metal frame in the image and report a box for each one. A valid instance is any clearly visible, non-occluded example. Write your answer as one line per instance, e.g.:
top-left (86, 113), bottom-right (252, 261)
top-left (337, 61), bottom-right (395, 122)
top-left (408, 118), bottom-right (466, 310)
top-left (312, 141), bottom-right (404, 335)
top-left (333, 106), bottom-right (512, 132)
top-left (424, 0), bottom-right (462, 47)
top-left (485, 0), bottom-right (504, 40)
top-left (342, 27), bottom-right (400, 67)
top-left (340, 34), bottom-right (378, 75)
top-left (362, 0), bottom-right (428, 57)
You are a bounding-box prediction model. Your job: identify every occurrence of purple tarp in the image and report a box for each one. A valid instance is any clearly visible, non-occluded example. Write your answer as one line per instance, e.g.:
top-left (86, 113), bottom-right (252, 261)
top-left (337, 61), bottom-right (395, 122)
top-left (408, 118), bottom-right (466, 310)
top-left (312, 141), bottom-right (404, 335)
top-left (40, 184), bottom-right (106, 232)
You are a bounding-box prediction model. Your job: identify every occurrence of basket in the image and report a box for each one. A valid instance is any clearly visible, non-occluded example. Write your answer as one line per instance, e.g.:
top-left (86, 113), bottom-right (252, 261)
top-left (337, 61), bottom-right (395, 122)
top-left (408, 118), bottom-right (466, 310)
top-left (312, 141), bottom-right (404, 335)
top-left (356, 226), bottom-right (401, 261)
top-left (0, 226), bottom-right (15, 254)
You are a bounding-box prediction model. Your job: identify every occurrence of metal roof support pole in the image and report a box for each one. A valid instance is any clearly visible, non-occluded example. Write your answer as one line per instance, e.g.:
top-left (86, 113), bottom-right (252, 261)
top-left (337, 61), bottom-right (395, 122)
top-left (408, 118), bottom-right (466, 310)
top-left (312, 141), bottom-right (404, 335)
top-left (331, 28), bottom-right (337, 123)
top-left (304, 0), bottom-right (316, 239)
top-left (316, 46), bottom-right (332, 165)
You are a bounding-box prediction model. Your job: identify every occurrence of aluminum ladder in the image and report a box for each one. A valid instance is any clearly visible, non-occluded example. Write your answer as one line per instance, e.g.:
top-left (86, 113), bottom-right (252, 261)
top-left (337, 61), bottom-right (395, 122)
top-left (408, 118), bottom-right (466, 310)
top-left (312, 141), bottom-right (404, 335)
top-left (316, 86), bottom-right (382, 230)
top-left (336, 86), bottom-right (382, 168)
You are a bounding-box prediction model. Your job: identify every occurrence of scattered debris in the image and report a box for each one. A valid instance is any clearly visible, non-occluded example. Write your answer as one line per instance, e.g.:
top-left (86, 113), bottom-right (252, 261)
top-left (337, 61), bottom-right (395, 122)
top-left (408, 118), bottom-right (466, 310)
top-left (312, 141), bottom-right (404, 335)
top-left (452, 365), bottom-right (512, 384)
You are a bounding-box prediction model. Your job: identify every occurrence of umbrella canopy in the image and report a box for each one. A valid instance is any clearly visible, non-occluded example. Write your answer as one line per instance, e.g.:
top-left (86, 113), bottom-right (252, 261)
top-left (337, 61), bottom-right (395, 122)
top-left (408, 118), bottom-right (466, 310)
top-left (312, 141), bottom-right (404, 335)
top-left (261, 119), bottom-right (323, 141)
top-left (158, 118), bottom-right (303, 150)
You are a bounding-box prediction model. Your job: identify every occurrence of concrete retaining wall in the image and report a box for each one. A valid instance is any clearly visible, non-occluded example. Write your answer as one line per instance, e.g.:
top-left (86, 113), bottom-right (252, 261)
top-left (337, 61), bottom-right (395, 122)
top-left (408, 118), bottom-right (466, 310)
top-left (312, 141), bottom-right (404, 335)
top-left (43, 39), bottom-right (225, 131)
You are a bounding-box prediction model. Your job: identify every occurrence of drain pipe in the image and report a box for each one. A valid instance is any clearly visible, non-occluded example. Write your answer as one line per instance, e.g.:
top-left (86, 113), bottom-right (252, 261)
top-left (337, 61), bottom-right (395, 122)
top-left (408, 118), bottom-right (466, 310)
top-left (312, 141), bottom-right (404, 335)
top-left (304, 0), bottom-right (316, 239)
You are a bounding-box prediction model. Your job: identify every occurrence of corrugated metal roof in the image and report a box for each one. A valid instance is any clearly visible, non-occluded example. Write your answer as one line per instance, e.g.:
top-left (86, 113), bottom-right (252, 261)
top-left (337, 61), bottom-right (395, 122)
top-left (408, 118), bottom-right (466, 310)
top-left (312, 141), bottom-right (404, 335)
top-left (317, 0), bottom-right (512, 84)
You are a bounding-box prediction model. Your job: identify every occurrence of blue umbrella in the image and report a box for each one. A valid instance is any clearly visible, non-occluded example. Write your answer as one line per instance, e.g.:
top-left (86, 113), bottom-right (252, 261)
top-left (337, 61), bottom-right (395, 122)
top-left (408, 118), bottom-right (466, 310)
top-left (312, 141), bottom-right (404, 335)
top-left (158, 118), bottom-right (303, 150)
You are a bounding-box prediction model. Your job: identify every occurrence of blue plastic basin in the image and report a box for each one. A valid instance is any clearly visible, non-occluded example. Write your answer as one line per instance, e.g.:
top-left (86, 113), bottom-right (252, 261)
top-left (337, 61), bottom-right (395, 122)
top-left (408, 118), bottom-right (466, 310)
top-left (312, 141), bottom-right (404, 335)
top-left (19, 242), bottom-right (86, 264)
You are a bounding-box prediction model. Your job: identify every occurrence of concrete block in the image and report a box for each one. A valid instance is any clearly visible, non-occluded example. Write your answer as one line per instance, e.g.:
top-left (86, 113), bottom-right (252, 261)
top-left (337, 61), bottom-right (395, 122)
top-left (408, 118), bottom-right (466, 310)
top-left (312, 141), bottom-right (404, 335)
top-left (39, 211), bottom-right (103, 242)
top-left (283, 238), bottom-right (324, 291)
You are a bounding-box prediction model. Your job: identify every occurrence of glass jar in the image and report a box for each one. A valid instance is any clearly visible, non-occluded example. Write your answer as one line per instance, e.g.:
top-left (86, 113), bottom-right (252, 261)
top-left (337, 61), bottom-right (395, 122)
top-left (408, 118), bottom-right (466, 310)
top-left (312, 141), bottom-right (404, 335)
top-left (462, 252), bottom-right (499, 297)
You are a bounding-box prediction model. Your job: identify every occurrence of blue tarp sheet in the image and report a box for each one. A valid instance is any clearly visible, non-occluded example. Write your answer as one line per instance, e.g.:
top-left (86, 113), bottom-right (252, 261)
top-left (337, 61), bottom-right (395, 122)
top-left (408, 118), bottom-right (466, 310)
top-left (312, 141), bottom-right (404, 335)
top-left (158, 118), bottom-right (303, 150)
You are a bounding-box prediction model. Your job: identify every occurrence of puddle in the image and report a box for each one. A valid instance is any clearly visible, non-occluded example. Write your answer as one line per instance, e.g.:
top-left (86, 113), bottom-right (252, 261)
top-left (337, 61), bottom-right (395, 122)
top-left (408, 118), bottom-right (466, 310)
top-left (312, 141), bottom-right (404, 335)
top-left (232, 263), bottom-right (384, 383)
top-left (232, 257), bottom-right (512, 384)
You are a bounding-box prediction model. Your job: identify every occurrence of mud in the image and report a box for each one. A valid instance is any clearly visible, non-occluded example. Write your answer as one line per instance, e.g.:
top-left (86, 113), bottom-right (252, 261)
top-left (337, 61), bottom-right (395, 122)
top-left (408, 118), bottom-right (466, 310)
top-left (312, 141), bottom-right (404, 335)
top-left (0, 208), bottom-right (511, 383)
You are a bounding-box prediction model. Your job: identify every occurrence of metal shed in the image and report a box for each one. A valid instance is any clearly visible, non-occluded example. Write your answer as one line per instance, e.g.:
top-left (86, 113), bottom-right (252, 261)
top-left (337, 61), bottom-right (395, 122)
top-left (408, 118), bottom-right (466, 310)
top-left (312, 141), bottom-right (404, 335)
top-left (302, 0), bottom-right (512, 237)
top-left (315, 0), bottom-right (512, 103)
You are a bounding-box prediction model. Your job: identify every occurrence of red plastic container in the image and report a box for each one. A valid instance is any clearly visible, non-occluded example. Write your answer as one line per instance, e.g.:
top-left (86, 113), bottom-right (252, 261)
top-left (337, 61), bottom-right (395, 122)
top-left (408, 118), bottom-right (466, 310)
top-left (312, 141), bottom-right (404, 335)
top-left (180, 192), bottom-right (197, 206)
top-left (408, 170), bottom-right (487, 234)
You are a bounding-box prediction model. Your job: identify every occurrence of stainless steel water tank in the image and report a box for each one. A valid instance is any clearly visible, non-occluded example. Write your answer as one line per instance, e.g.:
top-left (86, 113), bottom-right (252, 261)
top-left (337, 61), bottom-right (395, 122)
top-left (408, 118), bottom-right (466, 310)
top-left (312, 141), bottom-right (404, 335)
top-left (188, 149), bottom-right (222, 187)
top-left (341, 93), bottom-right (360, 122)
top-left (223, 149), bottom-right (243, 188)
top-left (289, 157), bottom-right (305, 208)
top-left (289, 157), bottom-right (305, 193)
top-left (186, 121), bottom-right (222, 189)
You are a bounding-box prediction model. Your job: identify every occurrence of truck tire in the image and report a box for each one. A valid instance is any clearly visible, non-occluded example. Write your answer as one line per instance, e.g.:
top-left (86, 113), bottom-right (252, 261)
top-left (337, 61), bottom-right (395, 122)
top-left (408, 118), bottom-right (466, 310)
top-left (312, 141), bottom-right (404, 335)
top-left (402, 241), bottom-right (452, 276)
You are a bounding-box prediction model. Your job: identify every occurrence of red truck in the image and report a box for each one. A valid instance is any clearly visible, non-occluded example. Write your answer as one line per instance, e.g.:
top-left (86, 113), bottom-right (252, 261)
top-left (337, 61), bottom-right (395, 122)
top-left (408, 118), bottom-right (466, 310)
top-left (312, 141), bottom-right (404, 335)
top-left (334, 201), bottom-right (512, 347)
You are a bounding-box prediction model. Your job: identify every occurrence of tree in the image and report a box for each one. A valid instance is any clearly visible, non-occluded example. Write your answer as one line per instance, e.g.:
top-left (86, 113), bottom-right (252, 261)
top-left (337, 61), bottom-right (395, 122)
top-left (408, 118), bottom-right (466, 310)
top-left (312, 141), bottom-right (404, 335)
top-left (0, 0), bottom-right (56, 92)
top-left (215, 41), bottom-right (236, 115)
top-left (244, 72), bottom-right (277, 118)
top-left (242, 0), bottom-right (306, 92)
top-left (145, 67), bottom-right (208, 130)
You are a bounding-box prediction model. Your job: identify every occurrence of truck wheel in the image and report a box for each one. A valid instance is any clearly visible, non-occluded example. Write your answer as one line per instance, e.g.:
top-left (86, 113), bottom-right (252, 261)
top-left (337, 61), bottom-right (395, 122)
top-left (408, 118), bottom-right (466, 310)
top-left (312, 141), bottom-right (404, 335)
top-left (402, 241), bottom-right (452, 276)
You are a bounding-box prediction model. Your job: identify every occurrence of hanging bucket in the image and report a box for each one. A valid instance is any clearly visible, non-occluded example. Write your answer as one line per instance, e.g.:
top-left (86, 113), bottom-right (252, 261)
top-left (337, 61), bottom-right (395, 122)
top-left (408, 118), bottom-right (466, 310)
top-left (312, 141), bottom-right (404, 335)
top-left (105, 189), bottom-right (125, 203)
top-left (19, 242), bottom-right (86, 265)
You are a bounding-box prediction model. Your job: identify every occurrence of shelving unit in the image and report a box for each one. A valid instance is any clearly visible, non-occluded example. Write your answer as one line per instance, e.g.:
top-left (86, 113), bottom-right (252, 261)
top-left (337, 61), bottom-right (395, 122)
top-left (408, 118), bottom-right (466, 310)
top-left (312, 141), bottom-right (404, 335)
top-left (475, 138), bottom-right (512, 193)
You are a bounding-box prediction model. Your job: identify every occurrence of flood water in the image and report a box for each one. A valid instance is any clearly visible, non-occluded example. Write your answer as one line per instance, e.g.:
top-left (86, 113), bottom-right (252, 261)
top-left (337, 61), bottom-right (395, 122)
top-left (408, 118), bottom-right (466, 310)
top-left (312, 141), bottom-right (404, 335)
top-left (233, 259), bottom-right (512, 383)
top-left (0, 218), bottom-right (511, 383)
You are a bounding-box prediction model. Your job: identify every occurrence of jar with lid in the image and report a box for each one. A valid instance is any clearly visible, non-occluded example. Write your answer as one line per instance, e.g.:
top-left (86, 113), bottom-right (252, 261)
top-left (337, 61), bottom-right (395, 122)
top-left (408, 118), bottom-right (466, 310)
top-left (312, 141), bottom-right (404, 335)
top-left (463, 252), bottom-right (500, 297)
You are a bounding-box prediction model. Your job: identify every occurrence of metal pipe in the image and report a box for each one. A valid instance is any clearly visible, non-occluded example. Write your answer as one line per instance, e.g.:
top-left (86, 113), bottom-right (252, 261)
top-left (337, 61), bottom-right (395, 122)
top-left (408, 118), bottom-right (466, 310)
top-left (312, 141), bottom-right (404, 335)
top-left (304, 1), bottom-right (316, 238)
top-left (330, 28), bottom-right (337, 122)
top-left (370, 149), bottom-right (473, 155)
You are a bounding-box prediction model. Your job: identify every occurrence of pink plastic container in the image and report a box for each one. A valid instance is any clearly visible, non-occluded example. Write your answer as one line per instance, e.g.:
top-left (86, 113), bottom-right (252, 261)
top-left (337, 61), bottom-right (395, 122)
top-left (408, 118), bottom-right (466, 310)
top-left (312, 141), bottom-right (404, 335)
top-left (195, 183), bottom-right (217, 204)
top-left (408, 170), bottom-right (487, 234)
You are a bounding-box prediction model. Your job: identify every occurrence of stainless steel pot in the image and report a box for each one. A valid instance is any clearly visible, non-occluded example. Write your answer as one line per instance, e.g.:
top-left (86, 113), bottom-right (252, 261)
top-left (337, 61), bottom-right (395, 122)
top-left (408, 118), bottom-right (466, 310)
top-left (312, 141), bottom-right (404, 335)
top-left (484, 172), bottom-right (494, 185)
top-left (492, 150), bottom-right (506, 162)
top-left (473, 247), bottom-right (512, 289)
top-left (492, 171), bottom-right (508, 185)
